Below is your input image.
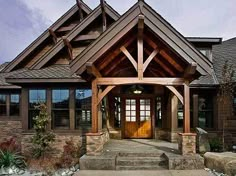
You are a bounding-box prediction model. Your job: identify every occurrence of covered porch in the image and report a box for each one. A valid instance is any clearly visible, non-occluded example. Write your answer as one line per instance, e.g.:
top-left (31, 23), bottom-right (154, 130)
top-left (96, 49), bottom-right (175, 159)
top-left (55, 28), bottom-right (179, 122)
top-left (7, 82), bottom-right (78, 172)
top-left (69, 0), bottom-right (213, 158)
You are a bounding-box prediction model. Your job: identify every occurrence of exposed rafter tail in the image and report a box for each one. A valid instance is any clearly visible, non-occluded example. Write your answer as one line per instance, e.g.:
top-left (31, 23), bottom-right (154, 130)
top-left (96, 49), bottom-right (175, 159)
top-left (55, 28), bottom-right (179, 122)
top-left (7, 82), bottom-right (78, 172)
top-left (100, 0), bottom-right (107, 32)
top-left (62, 36), bottom-right (73, 60)
top-left (76, 0), bottom-right (84, 22)
top-left (48, 28), bottom-right (57, 44)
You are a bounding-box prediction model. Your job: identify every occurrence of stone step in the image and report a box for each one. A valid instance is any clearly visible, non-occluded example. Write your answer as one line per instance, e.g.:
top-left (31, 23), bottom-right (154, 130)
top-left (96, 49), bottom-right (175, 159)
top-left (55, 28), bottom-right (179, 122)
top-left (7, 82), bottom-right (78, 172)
top-left (116, 156), bottom-right (167, 166)
top-left (116, 165), bottom-right (167, 170)
top-left (118, 152), bottom-right (163, 157)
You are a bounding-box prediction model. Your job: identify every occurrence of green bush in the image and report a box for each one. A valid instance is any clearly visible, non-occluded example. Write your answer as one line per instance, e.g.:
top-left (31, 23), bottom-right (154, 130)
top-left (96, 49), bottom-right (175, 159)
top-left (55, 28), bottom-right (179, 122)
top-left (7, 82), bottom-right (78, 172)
top-left (31, 103), bottom-right (55, 158)
top-left (209, 138), bottom-right (222, 152)
top-left (0, 150), bottom-right (26, 169)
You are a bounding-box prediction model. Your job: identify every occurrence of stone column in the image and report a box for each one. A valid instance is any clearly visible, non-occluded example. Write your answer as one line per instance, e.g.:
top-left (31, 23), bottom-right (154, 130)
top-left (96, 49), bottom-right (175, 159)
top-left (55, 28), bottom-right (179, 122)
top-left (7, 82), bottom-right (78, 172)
top-left (178, 133), bottom-right (196, 155)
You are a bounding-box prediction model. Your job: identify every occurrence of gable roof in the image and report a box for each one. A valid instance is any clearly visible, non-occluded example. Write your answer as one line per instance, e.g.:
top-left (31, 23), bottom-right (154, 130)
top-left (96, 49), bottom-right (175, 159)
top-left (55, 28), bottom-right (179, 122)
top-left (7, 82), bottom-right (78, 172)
top-left (31, 2), bottom-right (120, 69)
top-left (70, 1), bottom-right (213, 76)
top-left (2, 1), bottom-right (92, 73)
top-left (212, 37), bottom-right (236, 83)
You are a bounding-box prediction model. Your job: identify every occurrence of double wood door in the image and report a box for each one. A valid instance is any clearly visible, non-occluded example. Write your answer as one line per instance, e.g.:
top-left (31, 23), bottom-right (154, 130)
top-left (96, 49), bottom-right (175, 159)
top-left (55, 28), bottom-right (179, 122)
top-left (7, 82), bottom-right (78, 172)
top-left (124, 97), bottom-right (152, 138)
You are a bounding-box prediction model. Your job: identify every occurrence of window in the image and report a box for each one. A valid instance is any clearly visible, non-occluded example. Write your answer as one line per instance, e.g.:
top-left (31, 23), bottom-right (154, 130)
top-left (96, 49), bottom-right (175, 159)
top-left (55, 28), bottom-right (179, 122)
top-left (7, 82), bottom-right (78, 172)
top-left (10, 94), bottom-right (20, 116)
top-left (156, 97), bottom-right (162, 128)
top-left (52, 89), bottom-right (69, 129)
top-left (234, 94), bottom-right (236, 115)
top-left (198, 95), bottom-right (213, 128)
top-left (75, 89), bottom-right (91, 128)
top-left (0, 94), bottom-right (6, 116)
top-left (29, 89), bottom-right (46, 129)
top-left (140, 99), bottom-right (151, 121)
top-left (114, 97), bottom-right (121, 128)
top-left (177, 102), bottom-right (183, 128)
top-left (125, 99), bottom-right (136, 122)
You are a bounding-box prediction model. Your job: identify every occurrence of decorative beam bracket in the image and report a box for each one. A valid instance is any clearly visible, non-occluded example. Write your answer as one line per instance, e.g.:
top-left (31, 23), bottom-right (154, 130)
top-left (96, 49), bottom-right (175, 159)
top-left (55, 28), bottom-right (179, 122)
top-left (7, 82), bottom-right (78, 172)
top-left (62, 37), bottom-right (73, 60)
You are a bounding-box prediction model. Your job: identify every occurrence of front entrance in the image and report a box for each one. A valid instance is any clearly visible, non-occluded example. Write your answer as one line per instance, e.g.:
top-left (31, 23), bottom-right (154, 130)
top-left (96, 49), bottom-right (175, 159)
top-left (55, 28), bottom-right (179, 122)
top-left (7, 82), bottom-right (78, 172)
top-left (124, 98), bottom-right (152, 138)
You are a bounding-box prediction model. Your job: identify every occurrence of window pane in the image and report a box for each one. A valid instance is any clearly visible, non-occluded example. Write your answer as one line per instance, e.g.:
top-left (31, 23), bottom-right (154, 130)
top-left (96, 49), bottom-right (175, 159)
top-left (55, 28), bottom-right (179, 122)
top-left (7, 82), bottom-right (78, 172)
top-left (29, 90), bottom-right (46, 129)
top-left (52, 89), bottom-right (69, 109)
top-left (75, 89), bottom-right (92, 128)
top-left (10, 94), bottom-right (20, 116)
top-left (156, 97), bottom-right (162, 127)
top-left (198, 95), bottom-right (213, 128)
top-left (0, 94), bottom-right (6, 116)
top-left (52, 89), bottom-right (69, 129)
top-left (29, 89), bottom-right (46, 108)
top-left (53, 110), bottom-right (69, 129)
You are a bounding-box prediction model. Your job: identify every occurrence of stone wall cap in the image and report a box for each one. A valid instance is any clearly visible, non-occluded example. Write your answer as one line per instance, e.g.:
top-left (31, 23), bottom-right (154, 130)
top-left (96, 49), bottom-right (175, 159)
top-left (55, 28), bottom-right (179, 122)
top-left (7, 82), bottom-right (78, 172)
top-left (178, 133), bottom-right (197, 136)
top-left (86, 132), bottom-right (104, 136)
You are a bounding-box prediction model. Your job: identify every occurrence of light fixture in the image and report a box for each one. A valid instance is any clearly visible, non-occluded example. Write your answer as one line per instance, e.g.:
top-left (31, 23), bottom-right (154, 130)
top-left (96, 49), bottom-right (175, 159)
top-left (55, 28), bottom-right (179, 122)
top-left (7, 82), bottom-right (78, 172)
top-left (133, 85), bottom-right (143, 94)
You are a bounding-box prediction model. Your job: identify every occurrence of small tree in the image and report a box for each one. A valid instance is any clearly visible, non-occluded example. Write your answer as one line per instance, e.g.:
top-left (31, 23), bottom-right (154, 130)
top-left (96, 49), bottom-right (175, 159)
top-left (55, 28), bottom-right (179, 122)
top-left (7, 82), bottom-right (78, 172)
top-left (31, 103), bottom-right (55, 158)
top-left (218, 60), bottom-right (235, 151)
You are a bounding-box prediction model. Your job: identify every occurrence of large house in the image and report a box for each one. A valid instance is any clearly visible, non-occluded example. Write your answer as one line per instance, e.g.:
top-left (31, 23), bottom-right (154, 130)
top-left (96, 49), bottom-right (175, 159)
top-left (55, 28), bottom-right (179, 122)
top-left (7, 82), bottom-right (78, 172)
top-left (0, 0), bottom-right (235, 158)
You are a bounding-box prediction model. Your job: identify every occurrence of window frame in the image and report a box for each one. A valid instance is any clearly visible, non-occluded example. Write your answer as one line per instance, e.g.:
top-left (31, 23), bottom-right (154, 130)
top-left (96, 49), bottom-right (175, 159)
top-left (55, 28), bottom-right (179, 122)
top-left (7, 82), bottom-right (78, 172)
top-left (75, 89), bottom-right (92, 129)
top-left (52, 89), bottom-right (70, 129)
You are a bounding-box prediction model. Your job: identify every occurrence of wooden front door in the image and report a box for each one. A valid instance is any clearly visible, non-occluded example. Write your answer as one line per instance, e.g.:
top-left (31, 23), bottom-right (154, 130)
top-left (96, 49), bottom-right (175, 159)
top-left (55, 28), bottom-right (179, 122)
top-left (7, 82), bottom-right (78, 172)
top-left (124, 98), bottom-right (152, 138)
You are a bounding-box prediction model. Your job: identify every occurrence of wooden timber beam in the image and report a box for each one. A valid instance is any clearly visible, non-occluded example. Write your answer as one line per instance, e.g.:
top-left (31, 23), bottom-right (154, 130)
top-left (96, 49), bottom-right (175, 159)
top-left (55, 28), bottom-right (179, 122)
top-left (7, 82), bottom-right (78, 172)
top-left (73, 33), bottom-right (100, 42)
top-left (143, 48), bottom-right (159, 71)
top-left (99, 35), bottom-right (136, 70)
top-left (166, 86), bottom-right (183, 104)
top-left (48, 28), bottom-right (57, 44)
top-left (97, 86), bottom-right (115, 105)
top-left (138, 14), bottom-right (144, 79)
top-left (92, 79), bottom-right (98, 133)
top-left (86, 62), bottom-right (102, 78)
top-left (96, 77), bottom-right (184, 86)
top-left (184, 62), bottom-right (197, 79)
top-left (184, 81), bottom-right (190, 133)
top-left (76, 0), bottom-right (84, 22)
top-left (144, 48), bottom-right (175, 76)
top-left (120, 46), bottom-right (138, 71)
top-left (100, 0), bottom-right (107, 32)
top-left (62, 37), bottom-right (73, 60)
top-left (104, 48), bottom-right (135, 76)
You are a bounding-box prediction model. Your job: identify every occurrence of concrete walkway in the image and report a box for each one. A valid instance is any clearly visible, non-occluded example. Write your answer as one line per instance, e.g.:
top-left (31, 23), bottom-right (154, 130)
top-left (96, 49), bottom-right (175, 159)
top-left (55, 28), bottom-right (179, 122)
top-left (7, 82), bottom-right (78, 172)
top-left (75, 170), bottom-right (214, 176)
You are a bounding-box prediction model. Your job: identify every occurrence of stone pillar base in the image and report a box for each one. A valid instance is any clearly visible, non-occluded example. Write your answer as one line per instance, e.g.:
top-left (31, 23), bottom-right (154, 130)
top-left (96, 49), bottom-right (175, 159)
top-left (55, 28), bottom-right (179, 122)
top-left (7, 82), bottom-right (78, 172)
top-left (86, 131), bottom-right (109, 156)
top-left (178, 133), bottom-right (196, 155)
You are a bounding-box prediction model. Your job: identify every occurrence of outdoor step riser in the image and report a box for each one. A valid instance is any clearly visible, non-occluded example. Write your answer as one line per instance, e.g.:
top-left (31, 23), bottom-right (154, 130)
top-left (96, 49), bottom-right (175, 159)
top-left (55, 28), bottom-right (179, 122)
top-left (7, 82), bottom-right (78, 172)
top-left (116, 166), bottom-right (168, 170)
top-left (118, 153), bottom-right (163, 157)
top-left (117, 159), bottom-right (167, 166)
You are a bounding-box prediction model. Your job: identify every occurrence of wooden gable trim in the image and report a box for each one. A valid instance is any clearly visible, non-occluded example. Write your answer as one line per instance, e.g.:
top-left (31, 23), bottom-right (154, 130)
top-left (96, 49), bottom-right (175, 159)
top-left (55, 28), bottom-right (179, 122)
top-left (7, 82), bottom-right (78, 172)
top-left (71, 1), bottom-right (212, 77)
top-left (31, 3), bottom-right (120, 70)
top-left (143, 48), bottom-right (159, 71)
top-left (3, 2), bottom-right (91, 73)
top-left (137, 14), bottom-right (144, 79)
top-left (70, 2), bottom-right (141, 74)
top-left (76, 0), bottom-right (84, 22)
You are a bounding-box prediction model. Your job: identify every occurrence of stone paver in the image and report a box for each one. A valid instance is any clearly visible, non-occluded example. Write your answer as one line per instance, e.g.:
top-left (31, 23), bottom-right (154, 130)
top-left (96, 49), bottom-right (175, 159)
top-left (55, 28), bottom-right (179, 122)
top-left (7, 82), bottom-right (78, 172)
top-left (75, 170), bottom-right (214, 176)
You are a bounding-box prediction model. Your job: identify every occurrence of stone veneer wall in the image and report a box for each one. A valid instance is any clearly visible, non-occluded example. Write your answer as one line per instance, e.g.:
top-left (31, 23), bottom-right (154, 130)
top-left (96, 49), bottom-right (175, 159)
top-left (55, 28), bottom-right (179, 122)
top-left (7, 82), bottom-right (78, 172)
top-left (21, 133), bottom-right (86, 157)
top-left (0, 120), bottom-right (22, 144)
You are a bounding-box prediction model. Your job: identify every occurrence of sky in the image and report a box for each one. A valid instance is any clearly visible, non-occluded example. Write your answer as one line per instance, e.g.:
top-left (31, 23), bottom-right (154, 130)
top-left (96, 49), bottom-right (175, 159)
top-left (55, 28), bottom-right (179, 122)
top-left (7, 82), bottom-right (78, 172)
top-left (0, 0), bottom-right (236, 64)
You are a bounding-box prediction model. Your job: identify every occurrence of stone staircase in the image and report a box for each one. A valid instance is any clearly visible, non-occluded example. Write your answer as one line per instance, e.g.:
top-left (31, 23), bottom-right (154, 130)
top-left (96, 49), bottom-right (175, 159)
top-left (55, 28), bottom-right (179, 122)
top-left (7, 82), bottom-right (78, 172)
top-left (116, 152), bottom-right (168, 170)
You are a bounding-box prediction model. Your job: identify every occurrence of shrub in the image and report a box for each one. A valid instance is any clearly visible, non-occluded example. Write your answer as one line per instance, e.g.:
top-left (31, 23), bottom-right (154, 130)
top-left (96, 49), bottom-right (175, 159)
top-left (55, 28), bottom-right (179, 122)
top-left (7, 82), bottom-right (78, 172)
top-left (31, 103), bottom-right (55, 158)
top-left (0, 150), bottom-right (26, 169)
top-left (56, 138), bottom-right (81, 168)
top-left (0, 137), bottom-right (21, 153)
top-left (209, 138), bottom-right (223, 152)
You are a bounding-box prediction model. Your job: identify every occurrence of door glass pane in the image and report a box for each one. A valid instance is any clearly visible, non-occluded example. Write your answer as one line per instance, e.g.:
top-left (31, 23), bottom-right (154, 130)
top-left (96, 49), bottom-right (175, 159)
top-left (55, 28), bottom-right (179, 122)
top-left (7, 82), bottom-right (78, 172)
top-left (140, 99), bottom-right (151, 122)
top-left (140, 111), bottom-right (145, 116)
top-left (131, 117), bottom-right (136, 122)
top-left (126, 105), bottom-right (130, 110)
top-left (140, 116), bottom-right (145, 121)
top-left (131, 111), bottom-right (136, 116)
top-left (131, 105), bottom-right (136, 110)
top-left (140, 105), bottom-right (145, 110)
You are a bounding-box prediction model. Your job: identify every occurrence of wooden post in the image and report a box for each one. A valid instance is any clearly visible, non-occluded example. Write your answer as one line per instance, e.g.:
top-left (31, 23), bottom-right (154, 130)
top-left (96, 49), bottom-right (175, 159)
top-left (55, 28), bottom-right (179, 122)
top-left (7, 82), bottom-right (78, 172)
top-left (184, 81), bottom-right (190, 133)
top-left (193, 94), bottom-right (199, 128)
top-left (21, 88), bottom-right (28, 130)
top-left (92, 79), bottom-right (98, 133)
top-left (46, 88), bottom-right (52, 130)
top-left (98, 87), bottom-right (103, 131)
top-left (138, 14), bottom-right (144, 79)
top-left (69, 88), bottom-right (75, 130)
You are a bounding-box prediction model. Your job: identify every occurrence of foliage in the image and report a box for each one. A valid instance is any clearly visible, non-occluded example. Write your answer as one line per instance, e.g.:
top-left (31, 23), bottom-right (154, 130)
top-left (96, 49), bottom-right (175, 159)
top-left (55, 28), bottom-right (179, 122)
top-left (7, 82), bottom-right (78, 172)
top-left (31, 103), bottom-right (55, 158)
top-left (56, 138), bottom-right (81, 168)
top-left (0, 137), bottom-right (21, 153)
top-left (0, 150), bottom-right (26, 169)
top-left (218, 60), bottom-right (235, 151)
top-left (209, 138), bottom-right (222, 152)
